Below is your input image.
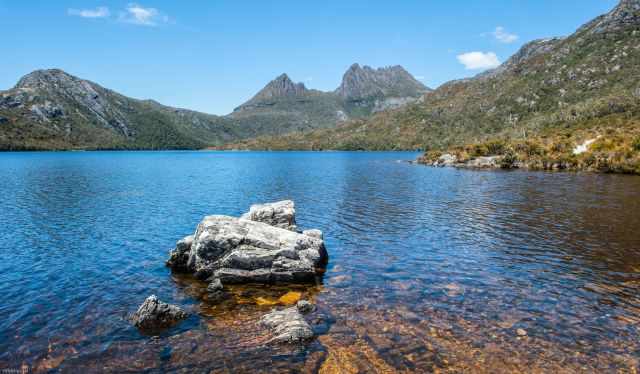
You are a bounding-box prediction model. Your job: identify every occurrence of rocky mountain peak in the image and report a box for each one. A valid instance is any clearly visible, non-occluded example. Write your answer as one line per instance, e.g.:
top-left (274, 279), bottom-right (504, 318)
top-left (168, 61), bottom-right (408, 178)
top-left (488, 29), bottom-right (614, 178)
top-left (335, 63), bottom-right (428, 100)
top-left (15, 69), bottom-right (79, 90)
top-left (579, 0), bottom-right (640, 34)
top-left (253, 73), bottom-right (307, 101)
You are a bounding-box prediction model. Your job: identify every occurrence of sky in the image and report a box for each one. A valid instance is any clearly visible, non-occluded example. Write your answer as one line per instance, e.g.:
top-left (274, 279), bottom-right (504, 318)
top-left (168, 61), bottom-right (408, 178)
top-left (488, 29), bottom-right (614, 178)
top-left (0, 0), bottom-right (619, 115)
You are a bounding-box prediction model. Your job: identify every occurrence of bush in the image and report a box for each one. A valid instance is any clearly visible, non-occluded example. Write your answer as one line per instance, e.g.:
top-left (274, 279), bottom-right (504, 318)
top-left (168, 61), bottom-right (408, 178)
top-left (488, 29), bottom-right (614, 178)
top-left (500, 148), bottom-right (519, 169)
top-left (515, 140), bottom-right (546, 158)
top-left (633, 137), bottom-right (640, 151)
top-left (485, 140), bottom-right (507, 155)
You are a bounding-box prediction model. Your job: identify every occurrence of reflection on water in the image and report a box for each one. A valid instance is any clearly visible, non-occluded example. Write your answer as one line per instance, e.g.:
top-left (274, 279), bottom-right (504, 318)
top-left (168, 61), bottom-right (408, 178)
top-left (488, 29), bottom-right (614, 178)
top-left (0, 151), bottom-right (639, 372)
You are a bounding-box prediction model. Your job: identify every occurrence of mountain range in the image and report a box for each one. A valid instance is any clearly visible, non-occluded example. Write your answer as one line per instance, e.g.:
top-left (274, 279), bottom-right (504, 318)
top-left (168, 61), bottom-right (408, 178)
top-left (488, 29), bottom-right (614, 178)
top-left (229, 0), bottom-right (640, 152)
top-left (2, 0), bottom-right (639, 155)
top-left (0, 64), bottom-right (427, 150)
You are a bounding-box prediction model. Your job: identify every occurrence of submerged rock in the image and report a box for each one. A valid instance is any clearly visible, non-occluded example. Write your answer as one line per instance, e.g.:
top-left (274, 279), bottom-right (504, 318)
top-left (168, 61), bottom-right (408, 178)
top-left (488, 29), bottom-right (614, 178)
top-left (205, 278), bottom-right (227, 303)
top-left (167, 201), bottom-right (328, 284)
top-left (296, 300), bottom-right (316, 314)
top-left (260, 306), bottom-right (314, 343)
top-left (241, 200), bottom-right (297, 231)
top-left (131, 295), bottom-right (187, 330)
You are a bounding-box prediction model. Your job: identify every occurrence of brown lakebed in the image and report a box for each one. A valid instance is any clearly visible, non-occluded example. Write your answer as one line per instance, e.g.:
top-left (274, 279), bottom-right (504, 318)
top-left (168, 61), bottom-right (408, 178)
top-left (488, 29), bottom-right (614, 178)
top-left (0, 151), bottom-right (639, 372)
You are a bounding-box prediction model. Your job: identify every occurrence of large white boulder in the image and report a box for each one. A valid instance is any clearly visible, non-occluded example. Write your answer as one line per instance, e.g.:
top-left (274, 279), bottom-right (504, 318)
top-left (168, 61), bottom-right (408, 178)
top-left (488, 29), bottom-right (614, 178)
top-left (167, 201), bottom-right (328, 284)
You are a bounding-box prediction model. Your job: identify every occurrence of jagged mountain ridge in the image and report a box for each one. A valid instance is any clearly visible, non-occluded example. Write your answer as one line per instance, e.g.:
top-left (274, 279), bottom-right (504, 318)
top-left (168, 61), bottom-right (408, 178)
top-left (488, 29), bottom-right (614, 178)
top-left (336, 63), bottom-right (429, 100)
top-left (228, 63), bottom-right (429, 136)
top-left (230, 0), bottom-right (640, 151)
top-left (0, 63), bottom-right (427, 150)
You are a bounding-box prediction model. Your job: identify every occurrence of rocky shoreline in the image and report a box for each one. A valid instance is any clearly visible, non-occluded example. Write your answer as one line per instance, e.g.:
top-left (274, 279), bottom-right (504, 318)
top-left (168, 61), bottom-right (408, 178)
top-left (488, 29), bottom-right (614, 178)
top-left (131, 200), bottom-right (328, 343)
top-left (416, 150), bottom-right (640, 174)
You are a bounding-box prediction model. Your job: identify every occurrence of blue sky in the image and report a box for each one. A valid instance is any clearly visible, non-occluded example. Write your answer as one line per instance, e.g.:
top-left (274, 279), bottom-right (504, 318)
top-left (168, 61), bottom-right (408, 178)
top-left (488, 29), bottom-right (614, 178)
top-left (0, 1), bottom-right (618, 115)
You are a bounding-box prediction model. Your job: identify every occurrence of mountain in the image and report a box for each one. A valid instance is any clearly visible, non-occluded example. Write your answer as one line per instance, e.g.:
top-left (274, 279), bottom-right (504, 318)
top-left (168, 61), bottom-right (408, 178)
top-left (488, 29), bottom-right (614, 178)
top-left (228, 74), bottom-right (345, 136)
top-left (0, 64), bottom-right (426, 150)
top-left (230, 0), bottom-right (640, 154)
top-left (228, 65), bottom-right (428, 136)
top-left (336, 64), bottom-right (430, 114)
top-left (237, 74), bottom-right (309, 108)
top-left (0, 69), bottom-right (245, 150)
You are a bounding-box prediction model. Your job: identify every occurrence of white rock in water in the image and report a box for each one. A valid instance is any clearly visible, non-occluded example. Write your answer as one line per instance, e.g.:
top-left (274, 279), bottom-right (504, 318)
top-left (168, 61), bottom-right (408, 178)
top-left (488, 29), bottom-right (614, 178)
top-left (167, 201), bottom-right (328, 284)
top-left (466, 156), bottom-right (501, 168)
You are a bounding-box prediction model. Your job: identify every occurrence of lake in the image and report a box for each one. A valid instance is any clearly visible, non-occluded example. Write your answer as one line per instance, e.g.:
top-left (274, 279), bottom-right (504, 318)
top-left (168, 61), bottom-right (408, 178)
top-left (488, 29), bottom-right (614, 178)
top-left (0, 151), bottom-right (639, 372)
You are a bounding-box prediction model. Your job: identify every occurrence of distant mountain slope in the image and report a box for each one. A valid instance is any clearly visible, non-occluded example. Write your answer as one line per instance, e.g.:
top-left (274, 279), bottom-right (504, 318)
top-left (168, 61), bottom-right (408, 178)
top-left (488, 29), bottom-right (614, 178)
top-left (0, 64), bottom-right (427, 150)
top-left (0, 69), bottom-right (242, 150)
top-left (232, 0), bottom-right (640, 151)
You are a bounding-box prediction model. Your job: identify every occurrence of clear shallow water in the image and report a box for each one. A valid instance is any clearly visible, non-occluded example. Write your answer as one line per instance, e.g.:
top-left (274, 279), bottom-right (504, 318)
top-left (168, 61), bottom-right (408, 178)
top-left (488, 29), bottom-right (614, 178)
top-left (0, 151), bottom-right (639, 372)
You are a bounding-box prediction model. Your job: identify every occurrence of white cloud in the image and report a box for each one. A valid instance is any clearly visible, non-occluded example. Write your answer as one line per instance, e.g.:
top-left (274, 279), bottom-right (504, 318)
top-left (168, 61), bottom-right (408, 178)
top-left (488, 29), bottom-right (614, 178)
top-left (119, 3), bottom-right (168, 26)
top-left (492, 26), bottom-right (519, 44)
top-left (68, 7), bottom-right (110, 18)
top-left (457, 52), bottom-right (501, 70)
top-left (415, 75), bottom-right (425, 80)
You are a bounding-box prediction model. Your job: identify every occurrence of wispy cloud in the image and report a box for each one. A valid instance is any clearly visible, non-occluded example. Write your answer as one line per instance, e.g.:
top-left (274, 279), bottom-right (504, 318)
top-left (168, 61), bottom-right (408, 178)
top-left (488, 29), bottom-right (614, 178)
top-left (457, 52), bottom-right (500, 70)
top-left (68, 7), bottom-right (110, 18)
top-left (491, 26), bottom-right (519, 44)
top-left (119, 3), bottom-right (169, 26)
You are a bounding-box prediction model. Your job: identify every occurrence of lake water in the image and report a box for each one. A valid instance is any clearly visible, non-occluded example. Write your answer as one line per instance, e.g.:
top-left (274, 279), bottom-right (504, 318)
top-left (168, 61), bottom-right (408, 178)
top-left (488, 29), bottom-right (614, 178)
top-left (0, 151), bottom-right (639, 372)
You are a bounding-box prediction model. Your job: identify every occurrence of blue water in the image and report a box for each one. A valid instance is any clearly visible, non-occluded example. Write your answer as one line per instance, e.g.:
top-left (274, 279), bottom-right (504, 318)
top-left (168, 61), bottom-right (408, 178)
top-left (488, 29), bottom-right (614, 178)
top-left (1, 151), bottom-right (639, 372)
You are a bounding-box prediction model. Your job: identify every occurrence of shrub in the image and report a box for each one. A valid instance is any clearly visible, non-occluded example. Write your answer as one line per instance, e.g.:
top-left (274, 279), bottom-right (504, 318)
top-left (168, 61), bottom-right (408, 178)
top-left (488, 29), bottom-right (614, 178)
top-left (632, 137), bottom-right (640, 151)
top-left (500, 148), bottom-right (519, 169)
top-left (485, 140), bottom-right (507, 155)
top-left (515, 140), bottom-right (546, 158)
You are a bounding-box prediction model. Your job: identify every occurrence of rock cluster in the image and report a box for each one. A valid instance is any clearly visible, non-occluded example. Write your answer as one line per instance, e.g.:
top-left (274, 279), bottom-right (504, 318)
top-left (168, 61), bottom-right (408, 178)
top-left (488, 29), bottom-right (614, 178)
top-left (131, 295), bottom-right (187, 330)
top-left (420, 154), bottom-right (503, 169)
top-left (167, 200), bottom-right (328, 285)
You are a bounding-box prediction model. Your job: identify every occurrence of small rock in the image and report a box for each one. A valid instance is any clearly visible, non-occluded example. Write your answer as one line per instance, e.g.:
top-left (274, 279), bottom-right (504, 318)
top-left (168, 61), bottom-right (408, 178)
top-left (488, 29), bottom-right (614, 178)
top-left (131, 295), bottom-right (187, 330)
top-left (436, 153), bottom-right (457, 167)
top-left (465, 156), bottom-right (501, 168)
top-left (166, 235), bottom-right (193, 272)
top-left (296, 300), bottom-right (315, 314)
top-left (516, 328), bottom-right (528, 336)
top-left (261, 307), bottom-right (314, 343)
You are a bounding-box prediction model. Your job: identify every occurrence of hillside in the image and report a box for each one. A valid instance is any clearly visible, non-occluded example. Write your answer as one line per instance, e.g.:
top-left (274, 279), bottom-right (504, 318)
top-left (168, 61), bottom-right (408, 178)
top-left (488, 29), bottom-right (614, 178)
top-left (0, 64), bottom-right (426, 150)
top-left (230, 0), bottom-right (640, 156)
top-left (0, 69), bottom-right (243, 150)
